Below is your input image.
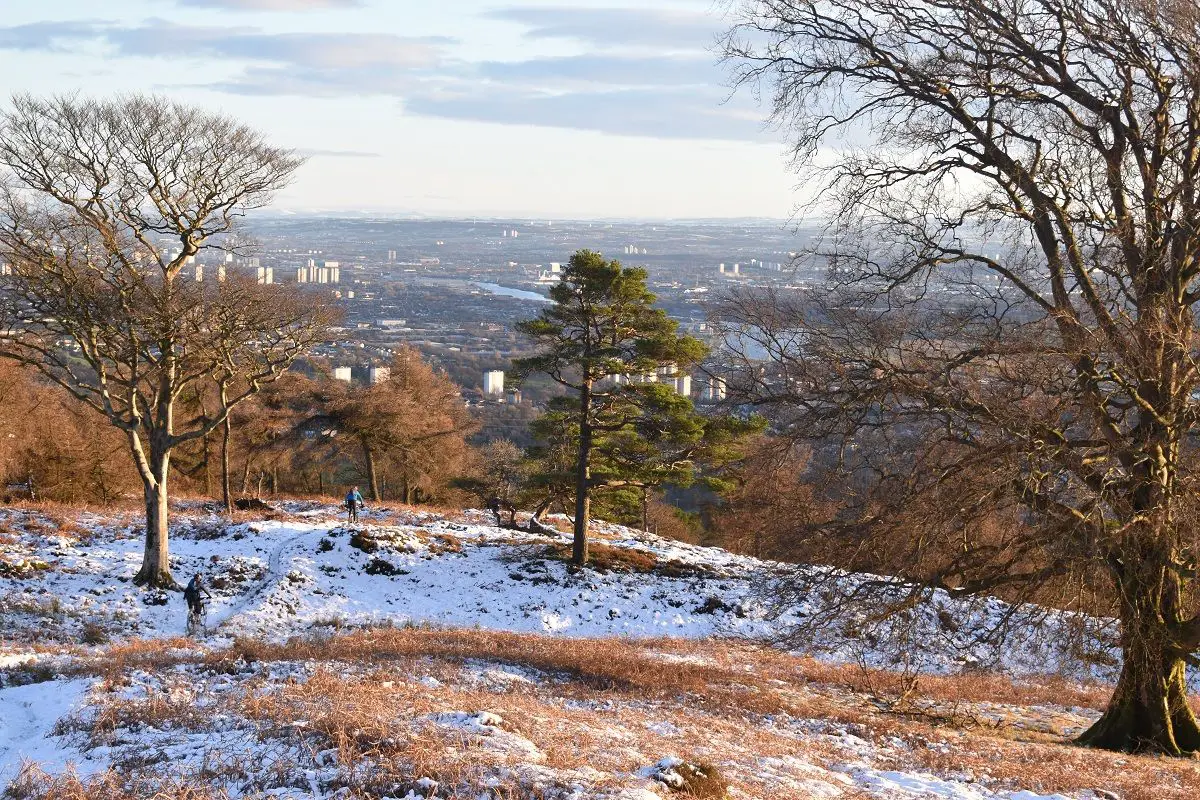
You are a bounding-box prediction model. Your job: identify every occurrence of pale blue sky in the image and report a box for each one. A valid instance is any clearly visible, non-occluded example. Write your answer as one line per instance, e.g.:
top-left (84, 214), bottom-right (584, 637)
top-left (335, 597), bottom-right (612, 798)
top-left (0, 0), bottom-right (799, 218)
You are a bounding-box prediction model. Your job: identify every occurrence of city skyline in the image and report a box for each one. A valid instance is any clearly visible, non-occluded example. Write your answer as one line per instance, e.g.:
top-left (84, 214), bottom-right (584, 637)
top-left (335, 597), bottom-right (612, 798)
top-left (0, 0), bottom-right (802, 220)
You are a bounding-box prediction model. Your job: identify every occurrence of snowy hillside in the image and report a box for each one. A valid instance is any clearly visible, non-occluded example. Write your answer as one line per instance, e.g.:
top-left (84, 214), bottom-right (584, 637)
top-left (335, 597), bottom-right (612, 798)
top-left (0, 502), bottom-right (1177, 800)
top-left (1, 502), bottom-right (1099, 675)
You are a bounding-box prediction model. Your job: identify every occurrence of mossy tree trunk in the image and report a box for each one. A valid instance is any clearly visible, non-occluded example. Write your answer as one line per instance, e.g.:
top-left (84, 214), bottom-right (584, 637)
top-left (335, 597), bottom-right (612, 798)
top-left (1079, 549), bottom-right (1200, 754)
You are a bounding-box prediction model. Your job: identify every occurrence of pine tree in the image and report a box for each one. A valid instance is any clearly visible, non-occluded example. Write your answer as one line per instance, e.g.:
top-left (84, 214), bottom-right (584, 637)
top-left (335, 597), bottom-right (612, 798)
top-left (515, 250), bottom-right (707, 565)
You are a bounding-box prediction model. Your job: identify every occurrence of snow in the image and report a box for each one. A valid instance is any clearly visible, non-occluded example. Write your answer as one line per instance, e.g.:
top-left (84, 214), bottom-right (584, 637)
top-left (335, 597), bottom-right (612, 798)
top-left (846, 768), bottom-right (1078, 799)
top-left (0, 678), bottom-right (92, 786)
top-left (0, 503), bottom-right (1129, 799)
top-left (0, 505), bottom-right (1108, 680)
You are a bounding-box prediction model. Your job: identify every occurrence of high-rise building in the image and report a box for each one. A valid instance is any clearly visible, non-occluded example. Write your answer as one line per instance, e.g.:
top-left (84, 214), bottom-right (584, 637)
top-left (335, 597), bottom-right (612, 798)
top-left (333, 367), bottom-right (353, 383)
top-left (675, 375), bottom-right (692, 397)
top-left (483, 370), bottom-right (505, 396)
top-left (256, 267), bottom-right (273, 285)
top-left (368, 366), bottom-right (391, 385)
top-left (703, 377), bottom-right (727, 403)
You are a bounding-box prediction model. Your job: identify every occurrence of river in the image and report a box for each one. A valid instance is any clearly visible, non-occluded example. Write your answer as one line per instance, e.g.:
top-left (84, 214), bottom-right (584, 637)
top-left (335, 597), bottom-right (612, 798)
top-left (473, 282), bottom-right (552, 303)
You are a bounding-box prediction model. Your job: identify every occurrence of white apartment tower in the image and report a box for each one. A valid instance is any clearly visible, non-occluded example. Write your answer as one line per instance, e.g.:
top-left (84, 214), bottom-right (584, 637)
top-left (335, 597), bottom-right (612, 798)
top-left (483, 370), bottom-right (505, 396)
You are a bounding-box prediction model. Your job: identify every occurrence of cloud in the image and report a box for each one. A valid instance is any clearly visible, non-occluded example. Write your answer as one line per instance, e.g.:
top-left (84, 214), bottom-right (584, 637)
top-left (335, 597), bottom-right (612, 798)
top-left (405, 86), bottom-right (768, 142)
top-left (0, 21), bottom-right (103, 52)
top-left (480, 54), bottom-right (719, 87)
top-left (0, 12), bottom-right (765, 143)
top-left (177, 0), bottom-right (363, 9)
top-left (0, 19), bottom-right (449, 70)
top-left (485, 7), bottom-right (719, 50)
top-left (108, 20), bottom-right (450, 69)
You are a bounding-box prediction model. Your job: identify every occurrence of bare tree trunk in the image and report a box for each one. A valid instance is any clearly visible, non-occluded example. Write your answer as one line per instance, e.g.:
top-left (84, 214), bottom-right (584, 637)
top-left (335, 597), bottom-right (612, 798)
top-left (363, 440), bottom-right (381, 502)
top-left (1079, 559), bottom-right (1200, 754)
top-left (240, 459), bottom-right (250, 495)
top-left (642, 487), bottom-right (649, 534)
top-left (572, 379), bottom-right (593, 566)
top-left (202, 431), bottom-right (212, 497)
top-left (221, 413), bottom-right (232, 512)
top-left (134, 438), bottom-right (174, 588)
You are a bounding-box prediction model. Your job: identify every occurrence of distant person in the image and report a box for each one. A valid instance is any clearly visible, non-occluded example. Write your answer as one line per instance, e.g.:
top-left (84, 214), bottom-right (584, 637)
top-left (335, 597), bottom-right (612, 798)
top-left (346, 486), bottom-right (365, 523)
top-left (486, 496), bottom-right (517, 528)
top-left (183, 573), bottom-right (210, 634)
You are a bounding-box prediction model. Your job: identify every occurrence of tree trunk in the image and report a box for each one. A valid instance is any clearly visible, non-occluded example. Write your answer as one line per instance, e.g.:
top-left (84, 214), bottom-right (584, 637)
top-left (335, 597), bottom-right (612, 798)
top-left (202, 431), bottom-right (212, 497)
top-left (572, 380), bottom-right (593, 566)
top-left (642, 487), bottom-right (649, 534)
top-left (133, 441), bottom-right (175, 588)
top-left (221, 414), bottom-right (232, 513)
top-left (1078, 563), bottom-right (1200, 754)
top-left (363, 440), bottom-right (381, 502)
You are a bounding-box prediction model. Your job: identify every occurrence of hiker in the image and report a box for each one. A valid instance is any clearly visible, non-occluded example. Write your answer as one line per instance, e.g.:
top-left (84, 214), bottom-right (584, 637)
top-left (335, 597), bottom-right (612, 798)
top-left (183, 573), bottom-right (210, 622)
top-left (486, 496), bottom-right (517, 528)
top-left (346, 485), bottom-right (365, 522)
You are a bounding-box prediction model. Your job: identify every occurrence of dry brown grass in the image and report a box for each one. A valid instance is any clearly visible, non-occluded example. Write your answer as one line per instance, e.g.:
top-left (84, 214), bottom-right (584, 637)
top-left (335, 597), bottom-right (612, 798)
top-left (5, 766), bottom-right (228, 800)
top-left (13, 626), bottom-right (1200, 799)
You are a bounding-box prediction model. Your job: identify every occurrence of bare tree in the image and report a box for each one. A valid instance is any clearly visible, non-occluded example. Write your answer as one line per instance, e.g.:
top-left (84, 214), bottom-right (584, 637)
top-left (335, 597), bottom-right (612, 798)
top-left (0, 94), bottom-right (335, 587)
top-left (723, 0), bottom-right (1200, 754)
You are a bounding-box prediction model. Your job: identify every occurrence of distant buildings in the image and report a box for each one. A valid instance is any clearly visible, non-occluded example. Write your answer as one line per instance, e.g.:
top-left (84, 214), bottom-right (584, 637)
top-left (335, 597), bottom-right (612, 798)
top-left (333, 367), bottom-right (353, 383)
top-left (483, 370), bottom-right (506, 396)
top-left (702, 377), bottom-right (727, 403)
top-left (368, 366), bottom-right (390, 385)
top-left (537, 263), bottom-right (563, 283)
top-left (297, 260), bottom-right (340, 284)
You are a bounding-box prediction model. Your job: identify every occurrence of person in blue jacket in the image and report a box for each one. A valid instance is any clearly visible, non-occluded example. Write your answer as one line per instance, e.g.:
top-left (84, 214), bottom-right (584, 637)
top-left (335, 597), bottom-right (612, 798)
top-left (345, 486), bottom-right (365, 522)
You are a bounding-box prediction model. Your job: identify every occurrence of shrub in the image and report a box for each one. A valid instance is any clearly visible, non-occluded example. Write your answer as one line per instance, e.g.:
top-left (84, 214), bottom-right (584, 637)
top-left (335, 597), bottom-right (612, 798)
top-left (80, 622), bottom-right (109, 646)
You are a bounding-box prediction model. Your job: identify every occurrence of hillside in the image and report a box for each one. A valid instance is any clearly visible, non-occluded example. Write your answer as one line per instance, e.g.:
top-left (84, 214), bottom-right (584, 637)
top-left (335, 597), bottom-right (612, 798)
top-left (0, 503), bottom-right (1185, 799)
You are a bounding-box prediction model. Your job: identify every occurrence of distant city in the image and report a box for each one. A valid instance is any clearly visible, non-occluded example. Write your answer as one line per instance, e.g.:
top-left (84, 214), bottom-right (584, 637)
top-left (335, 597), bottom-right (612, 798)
top-left (198, 216), bottom-right (826, 411)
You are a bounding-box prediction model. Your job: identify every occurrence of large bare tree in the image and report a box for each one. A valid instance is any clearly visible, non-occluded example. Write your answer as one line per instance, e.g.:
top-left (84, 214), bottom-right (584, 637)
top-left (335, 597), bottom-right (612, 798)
top-left (0, 95), bottom-right (335, 587)
top-left (723, 0), bottom-right (1200, 754)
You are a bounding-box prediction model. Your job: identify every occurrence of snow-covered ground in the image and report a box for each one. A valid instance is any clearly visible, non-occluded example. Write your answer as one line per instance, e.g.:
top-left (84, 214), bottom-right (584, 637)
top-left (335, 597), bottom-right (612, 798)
top-left (0, 503), bottom-right (1141, 799)
top-left (0, 503), bottom-right (1102, 675)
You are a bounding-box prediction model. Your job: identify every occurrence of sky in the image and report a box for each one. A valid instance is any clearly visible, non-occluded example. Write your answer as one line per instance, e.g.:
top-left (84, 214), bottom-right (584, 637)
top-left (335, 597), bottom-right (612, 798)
top-left (0, 0), bottom-right (801, 219)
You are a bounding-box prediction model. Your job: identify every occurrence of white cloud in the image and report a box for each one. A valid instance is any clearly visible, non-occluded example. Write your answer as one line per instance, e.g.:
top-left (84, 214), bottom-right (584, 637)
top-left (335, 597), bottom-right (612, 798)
top-left (176, 0), bottom-right (363, 10)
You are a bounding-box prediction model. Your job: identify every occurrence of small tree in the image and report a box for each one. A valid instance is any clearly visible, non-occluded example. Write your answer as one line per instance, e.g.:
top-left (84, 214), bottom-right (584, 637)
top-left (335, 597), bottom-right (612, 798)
top-left (516, 250), bottom-right (706, 565)
top-left (455, 439), bottom-right (529, 507)
top-left (331, 347), bottom-right (475, 503)
top-left (0, 95), bottom-right (335, 587)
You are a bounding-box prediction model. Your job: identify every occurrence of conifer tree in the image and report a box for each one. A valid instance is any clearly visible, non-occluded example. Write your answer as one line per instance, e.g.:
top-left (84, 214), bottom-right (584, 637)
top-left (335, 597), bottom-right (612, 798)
top-left (515, 250), bottom-right (707, 565)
